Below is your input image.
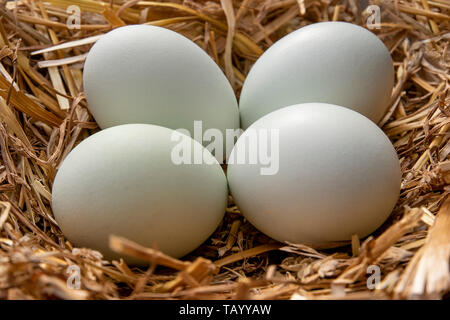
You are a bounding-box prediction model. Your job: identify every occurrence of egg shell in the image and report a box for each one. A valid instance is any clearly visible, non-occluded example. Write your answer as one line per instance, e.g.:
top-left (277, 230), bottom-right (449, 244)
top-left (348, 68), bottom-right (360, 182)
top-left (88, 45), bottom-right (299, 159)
top-left (83, 25), bottom-right (239, 157)
top-left (239, 22), bottom-right (394, 129)
top-left (52, 124), bottom-right (227, 264)
top-left (227, 103), bottom-right (401, 245)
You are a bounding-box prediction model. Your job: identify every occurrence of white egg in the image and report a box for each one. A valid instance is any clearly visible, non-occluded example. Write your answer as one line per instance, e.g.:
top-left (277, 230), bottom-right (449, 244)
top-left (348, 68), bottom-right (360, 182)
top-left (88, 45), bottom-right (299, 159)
top-left (227, 103), bottom-right (401, 245)
top-left (83, 25), bottom-right (239, 158)
top-left (52, 124), bottom-right (227, 263)
top-left (239, 22), bottom-right (394, 129)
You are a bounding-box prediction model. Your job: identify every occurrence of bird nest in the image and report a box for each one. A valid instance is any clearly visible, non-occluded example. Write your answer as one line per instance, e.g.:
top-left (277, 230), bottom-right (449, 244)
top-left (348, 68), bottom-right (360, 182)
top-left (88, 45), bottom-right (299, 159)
top-left (0, 0), bottom-right (449, 300)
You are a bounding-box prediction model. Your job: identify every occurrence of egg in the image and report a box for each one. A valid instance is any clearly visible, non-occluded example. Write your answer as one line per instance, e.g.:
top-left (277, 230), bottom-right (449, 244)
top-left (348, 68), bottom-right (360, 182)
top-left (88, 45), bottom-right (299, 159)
top-left (52, 124), bottom-right (227, 263)
top-left (83, 25), bottom-right (239, 158)
top-left (239, 22), bottom-right (394, 129)
top-left (227, 103), bottom-right (401, 245)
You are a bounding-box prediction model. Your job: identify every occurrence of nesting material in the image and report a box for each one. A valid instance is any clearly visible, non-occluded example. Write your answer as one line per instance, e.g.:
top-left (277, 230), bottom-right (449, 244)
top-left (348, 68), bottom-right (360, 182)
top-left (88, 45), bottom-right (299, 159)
top-left (0, 0), bottom-right (449, 300)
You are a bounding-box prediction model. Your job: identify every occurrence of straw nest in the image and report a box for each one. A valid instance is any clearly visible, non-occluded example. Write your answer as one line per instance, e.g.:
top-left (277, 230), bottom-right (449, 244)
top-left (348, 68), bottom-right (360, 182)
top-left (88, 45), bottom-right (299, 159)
top-left (0, 0), bottom-right (449, 300)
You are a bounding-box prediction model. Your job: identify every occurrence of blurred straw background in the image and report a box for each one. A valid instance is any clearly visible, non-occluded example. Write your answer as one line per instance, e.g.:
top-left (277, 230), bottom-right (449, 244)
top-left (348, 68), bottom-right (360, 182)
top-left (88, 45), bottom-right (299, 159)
top-left (0, 0), bottom-right (449, 300)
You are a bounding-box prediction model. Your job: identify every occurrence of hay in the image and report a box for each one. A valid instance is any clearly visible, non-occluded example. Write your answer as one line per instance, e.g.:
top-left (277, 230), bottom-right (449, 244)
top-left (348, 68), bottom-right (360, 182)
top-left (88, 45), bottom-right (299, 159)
top-left (0, 0), bottom-right (449, 300)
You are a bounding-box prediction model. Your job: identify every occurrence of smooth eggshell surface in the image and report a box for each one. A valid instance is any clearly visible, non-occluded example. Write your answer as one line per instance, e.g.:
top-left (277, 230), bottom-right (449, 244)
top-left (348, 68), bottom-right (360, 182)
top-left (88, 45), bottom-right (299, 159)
top-left (227, 103), bottom-right (401, 245)
top-left (52, 124), bottom-right (227, 264)
top-left (239, 22), bottom-right (394, 129)
top-left (83, 25), bottom-right (239, 157)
